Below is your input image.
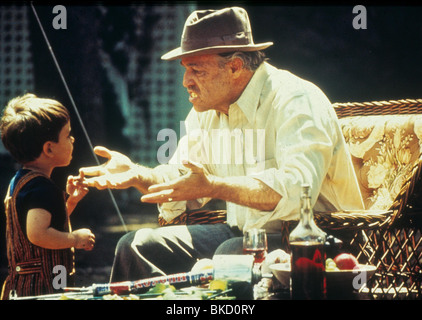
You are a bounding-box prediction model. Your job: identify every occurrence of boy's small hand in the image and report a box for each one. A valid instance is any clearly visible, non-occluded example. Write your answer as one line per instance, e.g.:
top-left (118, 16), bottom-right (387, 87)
top-left (67, 172), bottom-right (89, 204)
top-left (72, 228), bottom-right (95, 251)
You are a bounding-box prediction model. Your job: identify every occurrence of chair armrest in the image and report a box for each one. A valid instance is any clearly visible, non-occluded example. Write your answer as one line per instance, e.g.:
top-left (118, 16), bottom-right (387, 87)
top-left (315, 210), bottom-right (393, 231)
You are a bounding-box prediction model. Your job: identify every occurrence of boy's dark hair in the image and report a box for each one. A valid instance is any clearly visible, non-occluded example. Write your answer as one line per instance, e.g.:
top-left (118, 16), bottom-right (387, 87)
top-left (0, 93), bottom-right (70, 164)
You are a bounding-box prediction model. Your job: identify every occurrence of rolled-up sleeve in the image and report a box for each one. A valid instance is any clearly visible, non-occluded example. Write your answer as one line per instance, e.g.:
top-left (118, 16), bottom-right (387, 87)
top-left (248, 92), bottom-right (339, 226)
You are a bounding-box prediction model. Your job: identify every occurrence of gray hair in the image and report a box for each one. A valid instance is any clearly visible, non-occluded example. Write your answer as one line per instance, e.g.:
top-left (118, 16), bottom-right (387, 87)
top-left (218, 51), bottom-right (267, 71)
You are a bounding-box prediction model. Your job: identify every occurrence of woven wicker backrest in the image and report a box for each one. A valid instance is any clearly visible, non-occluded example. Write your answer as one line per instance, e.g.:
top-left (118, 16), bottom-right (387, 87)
top-left (333, 99), bottom-right (422, 118)
top-left (334, 99), bottom-right (422, 224)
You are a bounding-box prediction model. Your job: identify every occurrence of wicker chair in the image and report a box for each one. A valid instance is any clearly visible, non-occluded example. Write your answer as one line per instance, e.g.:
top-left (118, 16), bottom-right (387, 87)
top-left (315, 99), bottom-right (422, 299)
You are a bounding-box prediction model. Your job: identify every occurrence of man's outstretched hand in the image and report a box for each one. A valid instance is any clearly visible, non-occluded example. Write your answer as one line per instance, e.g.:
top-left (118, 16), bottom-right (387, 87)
top-left (79, 146), bottom-right (139, 190)
top-left (141, 160), bottom-right (214, 203)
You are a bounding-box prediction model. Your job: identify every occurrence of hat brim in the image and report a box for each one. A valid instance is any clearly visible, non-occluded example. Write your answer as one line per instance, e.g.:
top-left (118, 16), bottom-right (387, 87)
top-left (161, 42), bottom-right (273, 60)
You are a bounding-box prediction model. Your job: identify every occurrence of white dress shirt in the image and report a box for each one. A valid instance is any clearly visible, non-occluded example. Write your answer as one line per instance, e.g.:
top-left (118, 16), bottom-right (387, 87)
top-left (158, 62), bottom-right (364, 233)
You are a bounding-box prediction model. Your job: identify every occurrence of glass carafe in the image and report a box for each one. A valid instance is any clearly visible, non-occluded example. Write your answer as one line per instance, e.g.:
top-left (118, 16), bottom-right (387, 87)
top-left (289, 184), bottom-right (326, 299)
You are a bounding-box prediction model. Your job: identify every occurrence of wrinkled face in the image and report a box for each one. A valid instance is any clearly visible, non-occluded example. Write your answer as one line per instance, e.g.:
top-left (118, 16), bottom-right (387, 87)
top-left (181, 54), bottom-right (234, 114)
top-left (50, 121), bottom-right (74, 167)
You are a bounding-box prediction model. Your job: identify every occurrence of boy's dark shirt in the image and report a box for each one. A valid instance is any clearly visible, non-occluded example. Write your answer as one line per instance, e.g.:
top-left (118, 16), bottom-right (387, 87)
top-left (10, 168), bottom-right (67, 236)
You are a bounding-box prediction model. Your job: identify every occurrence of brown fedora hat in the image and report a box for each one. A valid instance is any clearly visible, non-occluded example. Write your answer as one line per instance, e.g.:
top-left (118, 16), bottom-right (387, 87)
top-left (161, 7), bottom-right (273, 60)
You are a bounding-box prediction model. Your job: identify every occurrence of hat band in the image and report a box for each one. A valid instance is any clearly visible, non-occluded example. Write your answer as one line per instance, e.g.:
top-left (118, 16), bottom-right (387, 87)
top-left (181, 31), bottom-right (253, 52)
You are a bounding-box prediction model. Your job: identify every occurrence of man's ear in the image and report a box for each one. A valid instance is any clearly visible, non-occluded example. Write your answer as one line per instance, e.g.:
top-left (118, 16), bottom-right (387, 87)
top-left (229, 57), bottom-right (244, 78)
top-left (42, 141), bottom-right (54, 158)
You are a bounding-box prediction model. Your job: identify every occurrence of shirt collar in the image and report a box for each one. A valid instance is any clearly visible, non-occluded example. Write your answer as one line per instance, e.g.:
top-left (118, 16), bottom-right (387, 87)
top-left (230, 62), bottom-right (269, 124)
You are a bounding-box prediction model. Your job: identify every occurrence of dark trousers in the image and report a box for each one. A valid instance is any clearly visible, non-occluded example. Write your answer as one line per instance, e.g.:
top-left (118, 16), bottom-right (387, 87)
top-left (109, 223), bottom-right (283, 283)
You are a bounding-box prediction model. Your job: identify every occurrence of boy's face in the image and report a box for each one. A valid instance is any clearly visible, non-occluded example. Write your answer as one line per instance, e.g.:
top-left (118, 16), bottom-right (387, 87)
top-left (50, 121), bottom-right (74, 167)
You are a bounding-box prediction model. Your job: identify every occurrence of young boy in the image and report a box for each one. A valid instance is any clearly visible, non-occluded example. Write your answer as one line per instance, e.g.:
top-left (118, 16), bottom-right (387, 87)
top-left (0, 93), bottom-right (95, 299)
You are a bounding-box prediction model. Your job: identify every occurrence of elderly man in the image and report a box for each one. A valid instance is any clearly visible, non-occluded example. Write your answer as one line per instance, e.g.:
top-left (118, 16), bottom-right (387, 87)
top-left (80, 7), bottom-right (364, 282)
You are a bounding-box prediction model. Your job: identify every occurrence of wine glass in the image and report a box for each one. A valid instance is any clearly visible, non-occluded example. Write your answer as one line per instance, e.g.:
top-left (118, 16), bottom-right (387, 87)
top-left (243, 228), bottom-right (268, 264)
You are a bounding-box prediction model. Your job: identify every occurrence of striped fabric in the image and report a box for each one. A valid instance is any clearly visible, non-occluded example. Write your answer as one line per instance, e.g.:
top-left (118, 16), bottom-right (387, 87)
top-left (1, 171), bottom-right (74, 300)
top-left (158, 209), bottom-right (227, 226)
